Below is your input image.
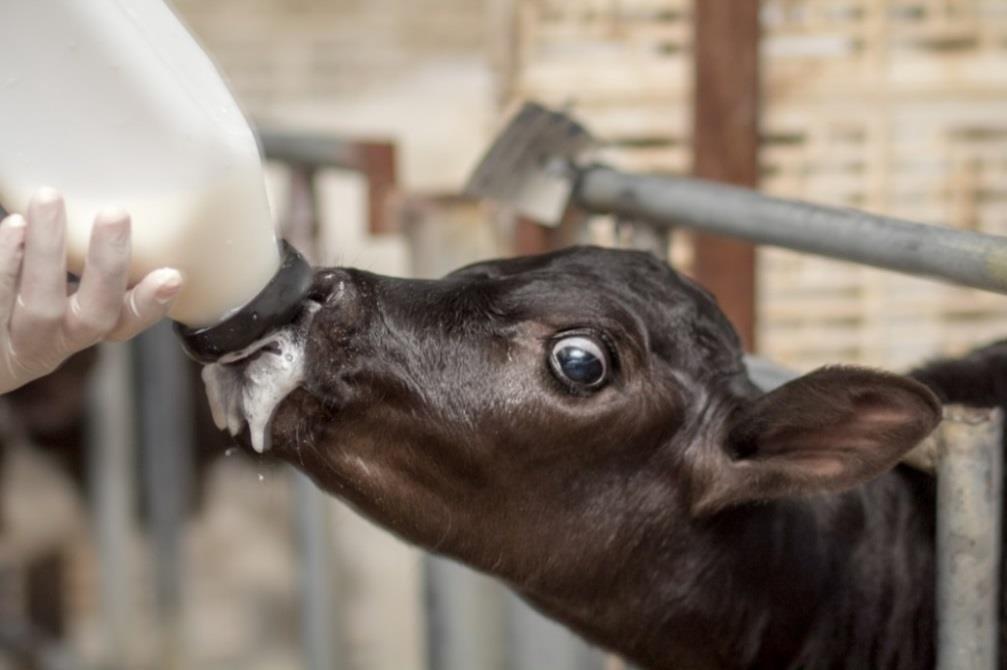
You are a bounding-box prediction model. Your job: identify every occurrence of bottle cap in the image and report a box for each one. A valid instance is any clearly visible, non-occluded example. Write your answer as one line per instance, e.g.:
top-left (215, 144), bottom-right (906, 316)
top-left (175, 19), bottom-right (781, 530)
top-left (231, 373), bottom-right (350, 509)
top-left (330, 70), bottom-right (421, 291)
top-left (174, 241), bottom-right (312, 363)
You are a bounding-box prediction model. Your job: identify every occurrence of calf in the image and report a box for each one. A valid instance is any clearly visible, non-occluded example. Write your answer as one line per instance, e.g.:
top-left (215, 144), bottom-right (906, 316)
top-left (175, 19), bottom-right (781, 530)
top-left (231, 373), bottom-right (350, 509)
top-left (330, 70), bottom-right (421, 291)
top-left (204, 246), bottom-right (986, 669)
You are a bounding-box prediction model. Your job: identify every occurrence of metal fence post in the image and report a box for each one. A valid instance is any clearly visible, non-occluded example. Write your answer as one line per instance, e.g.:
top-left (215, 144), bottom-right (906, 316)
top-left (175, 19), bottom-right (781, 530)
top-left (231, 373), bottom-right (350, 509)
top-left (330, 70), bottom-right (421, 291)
top-left (503, 590), bottom-right (606, 670)
top-left (293, 472), bottom-right (345, 670)
top-left (936, 407), bottom-right (1003, 670)
top-left (86, 343), bottom-right (136, 669)
top-left (614, 218), bottom-right (670, 261)
top-left (133, 322), bottom-right (195, 670)
top-left (423, 557), bottom-right (507, 670)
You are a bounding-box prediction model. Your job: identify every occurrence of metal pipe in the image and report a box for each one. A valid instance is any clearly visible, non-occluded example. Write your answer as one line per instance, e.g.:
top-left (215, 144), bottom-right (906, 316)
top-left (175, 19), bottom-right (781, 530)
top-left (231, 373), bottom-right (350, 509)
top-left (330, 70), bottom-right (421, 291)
top-left (258, 129), bottom-right (358, 169)
top-left (936, 407), bottom-right (1003, 670)
top-left (503, 590), bottom-right (606, 670)
top-left (423, 557), bottom-right (507, 670)
top-left (614, 218), bottom-right (671, 261)
top-left (133, 322), bottom-right (195, 670)
top-left (86, 343), bottom-right (135, 669)
top-left (577, 166), bottom-right (1007, 295)
top-left (293, 473), bottom-right (344, 670)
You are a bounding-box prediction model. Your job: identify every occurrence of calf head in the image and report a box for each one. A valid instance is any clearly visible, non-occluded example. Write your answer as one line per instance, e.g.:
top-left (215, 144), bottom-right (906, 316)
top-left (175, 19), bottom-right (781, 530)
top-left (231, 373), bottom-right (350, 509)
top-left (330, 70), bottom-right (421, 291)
top-left (204, 246), bottom-right (940, 633)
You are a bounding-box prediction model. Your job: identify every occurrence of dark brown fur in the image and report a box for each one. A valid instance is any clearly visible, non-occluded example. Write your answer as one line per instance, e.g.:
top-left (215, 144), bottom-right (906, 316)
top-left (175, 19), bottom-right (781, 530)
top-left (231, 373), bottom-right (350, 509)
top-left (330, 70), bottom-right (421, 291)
top-left (232, 246), bottom-right (956, 669)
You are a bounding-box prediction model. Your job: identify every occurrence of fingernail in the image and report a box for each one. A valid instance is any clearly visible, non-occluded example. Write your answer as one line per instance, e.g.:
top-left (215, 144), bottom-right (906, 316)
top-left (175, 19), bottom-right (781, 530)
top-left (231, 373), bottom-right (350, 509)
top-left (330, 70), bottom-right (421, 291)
top-left (29, 187), bottom-right (64, 222)
top-left (95, 207), bottom-right (130, 226)
top-left (94, 208), bottom-right (131, 244)
top-left (152, 268), bottom-right (183, 304)
top-left (33, 186), bottom-right (61, 206)
top-left (1, 215), bottom-right (26, 250)
top-left (2, 214), bottom-right (26, 230)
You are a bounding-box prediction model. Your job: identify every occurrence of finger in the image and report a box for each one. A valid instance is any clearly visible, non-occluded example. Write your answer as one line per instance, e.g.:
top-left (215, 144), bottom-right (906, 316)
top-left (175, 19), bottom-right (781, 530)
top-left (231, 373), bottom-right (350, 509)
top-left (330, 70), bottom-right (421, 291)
top-left (9, 188), bottom-right (68, 362)
top-left (0, 215), bottom-right (27, 323)
top-left (105, 268), bottom-right (183, 342)
top-left (65, 208), bottom-right (131, 346)
top-left (18, 188), bottom-right (67, 318)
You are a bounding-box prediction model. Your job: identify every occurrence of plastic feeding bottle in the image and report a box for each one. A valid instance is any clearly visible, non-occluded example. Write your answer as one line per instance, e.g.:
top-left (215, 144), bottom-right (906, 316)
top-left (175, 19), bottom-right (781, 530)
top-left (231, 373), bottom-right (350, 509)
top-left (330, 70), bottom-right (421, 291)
top-left (0, 0), bottom-right (311, 362)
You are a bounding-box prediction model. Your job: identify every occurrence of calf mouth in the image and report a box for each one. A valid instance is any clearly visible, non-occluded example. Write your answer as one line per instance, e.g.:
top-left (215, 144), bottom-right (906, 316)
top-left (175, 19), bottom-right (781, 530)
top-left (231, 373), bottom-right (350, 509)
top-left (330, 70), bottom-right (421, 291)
top-left (202, 301), bottom-right (321, 454)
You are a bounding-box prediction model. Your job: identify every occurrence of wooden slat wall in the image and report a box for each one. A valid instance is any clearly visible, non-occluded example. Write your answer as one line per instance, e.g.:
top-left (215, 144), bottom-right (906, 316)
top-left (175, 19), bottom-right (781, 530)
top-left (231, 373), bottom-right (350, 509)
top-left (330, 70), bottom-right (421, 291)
top-left (509, 0), bottom-right (694, 174)
top-left (172, 0), bottom-right (488, 110)
top-left (760, 0), bottom-right (1007, 369)
top-left (502, 0), bottom-right (1007, 371)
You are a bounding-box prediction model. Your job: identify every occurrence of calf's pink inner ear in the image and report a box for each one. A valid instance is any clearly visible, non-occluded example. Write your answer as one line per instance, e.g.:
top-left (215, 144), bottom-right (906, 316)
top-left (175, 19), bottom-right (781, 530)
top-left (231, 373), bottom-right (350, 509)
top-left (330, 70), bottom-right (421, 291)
top-left (690, 367), bottom-right (942, 517)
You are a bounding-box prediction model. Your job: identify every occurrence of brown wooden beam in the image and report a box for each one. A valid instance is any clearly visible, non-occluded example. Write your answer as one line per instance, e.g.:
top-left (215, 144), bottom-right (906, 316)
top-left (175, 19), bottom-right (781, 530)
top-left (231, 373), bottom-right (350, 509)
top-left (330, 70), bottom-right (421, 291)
top-left (356, 141), bottom-right (400, 236)
top-left (514, 217), bottom-right (561, 256)
top-left (691, 0), bottom-right (760, 351)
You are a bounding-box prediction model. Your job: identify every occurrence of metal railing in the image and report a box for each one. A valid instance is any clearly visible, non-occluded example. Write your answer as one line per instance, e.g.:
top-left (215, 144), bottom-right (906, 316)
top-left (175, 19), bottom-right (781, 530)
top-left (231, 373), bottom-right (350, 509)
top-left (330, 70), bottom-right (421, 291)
top-left (577, 167), bottom-right (1007, 295)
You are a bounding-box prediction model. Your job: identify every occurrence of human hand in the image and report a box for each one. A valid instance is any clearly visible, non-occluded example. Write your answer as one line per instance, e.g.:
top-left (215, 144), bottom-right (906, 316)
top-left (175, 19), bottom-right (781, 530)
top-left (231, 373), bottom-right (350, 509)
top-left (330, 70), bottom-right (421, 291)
top-left (0, 188), bottom-right (184, 394)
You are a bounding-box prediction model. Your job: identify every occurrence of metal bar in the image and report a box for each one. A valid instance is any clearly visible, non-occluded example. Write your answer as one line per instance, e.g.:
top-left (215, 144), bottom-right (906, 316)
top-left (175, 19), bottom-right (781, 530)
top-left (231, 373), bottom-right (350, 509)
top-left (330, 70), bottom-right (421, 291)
top-left (576, 166), bottom-right (1007, 295)
top-left (133, 322), bottom-right (195, 670)
top-left (503, 590), bottom-right (605, 670)
top-left (284, 166), bottom-right (320, 258)
top-left (423, 557), bottom-right (507, 670)
top-left (86, 343), bottom-right (135, 669)
top-left (743, 355), bottom-right (799, 392)
top-left (614, 219), bottom-right (670, 261)
top-left (258, 129), bottom-right (359, 169)
top-left (293, 473), bottom-right (344, 670)
top-left (936, 407), bottom-right (1003, 670)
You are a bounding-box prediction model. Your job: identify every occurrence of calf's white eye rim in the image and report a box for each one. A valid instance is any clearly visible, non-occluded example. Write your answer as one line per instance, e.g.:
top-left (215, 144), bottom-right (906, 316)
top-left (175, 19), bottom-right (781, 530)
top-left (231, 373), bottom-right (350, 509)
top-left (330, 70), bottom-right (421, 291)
top-left (549, 334), bottom-right (611, 388)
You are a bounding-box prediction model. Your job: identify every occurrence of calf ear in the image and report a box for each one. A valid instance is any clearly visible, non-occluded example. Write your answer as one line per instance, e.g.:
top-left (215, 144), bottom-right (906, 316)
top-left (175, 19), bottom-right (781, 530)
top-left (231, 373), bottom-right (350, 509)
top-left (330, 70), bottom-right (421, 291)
top-left (691, 367), bottom-right (941, 516)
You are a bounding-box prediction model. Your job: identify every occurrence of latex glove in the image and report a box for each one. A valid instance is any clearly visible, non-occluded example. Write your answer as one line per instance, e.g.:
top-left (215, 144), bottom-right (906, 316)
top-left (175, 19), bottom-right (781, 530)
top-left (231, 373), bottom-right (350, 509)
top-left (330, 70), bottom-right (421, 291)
top-left (0, 188), bottom-right (184, 394)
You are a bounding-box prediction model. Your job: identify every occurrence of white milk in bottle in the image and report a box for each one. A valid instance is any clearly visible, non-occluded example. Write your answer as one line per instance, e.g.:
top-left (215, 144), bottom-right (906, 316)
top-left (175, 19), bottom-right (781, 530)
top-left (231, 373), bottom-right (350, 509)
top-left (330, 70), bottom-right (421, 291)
top-left (0, 0), bottom-right (286, 331)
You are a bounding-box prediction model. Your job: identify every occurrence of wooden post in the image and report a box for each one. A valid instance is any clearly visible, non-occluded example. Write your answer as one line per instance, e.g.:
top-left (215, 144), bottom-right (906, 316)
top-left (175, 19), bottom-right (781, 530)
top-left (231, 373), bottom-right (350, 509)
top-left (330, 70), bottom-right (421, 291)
top-left (514, 217), bottom-right (560, 256)
top-left (356, 142), bottom-right (399, 236)
top-left (692, 0), bottom-right (760, 351)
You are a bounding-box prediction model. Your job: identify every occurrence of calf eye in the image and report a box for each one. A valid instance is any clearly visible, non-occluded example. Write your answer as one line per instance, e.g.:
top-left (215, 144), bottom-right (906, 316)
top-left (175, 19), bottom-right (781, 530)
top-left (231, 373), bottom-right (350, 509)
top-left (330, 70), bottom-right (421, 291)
top-left (549, 335), bottom-right (610, 391)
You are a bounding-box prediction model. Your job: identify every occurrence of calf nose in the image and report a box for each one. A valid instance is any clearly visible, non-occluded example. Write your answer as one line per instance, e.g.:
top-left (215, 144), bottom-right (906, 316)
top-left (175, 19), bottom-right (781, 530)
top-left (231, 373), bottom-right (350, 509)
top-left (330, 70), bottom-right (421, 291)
top-left (308, 268), bottom-right (353, 304)
top-left (307, 268), bottom-right (376, 329)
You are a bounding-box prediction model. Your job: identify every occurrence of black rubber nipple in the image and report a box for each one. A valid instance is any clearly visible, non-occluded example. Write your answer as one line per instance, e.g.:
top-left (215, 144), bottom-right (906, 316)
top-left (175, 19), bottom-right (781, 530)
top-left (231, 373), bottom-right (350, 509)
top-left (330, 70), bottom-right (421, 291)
top-left (173, 241), bottom-right (312, 364)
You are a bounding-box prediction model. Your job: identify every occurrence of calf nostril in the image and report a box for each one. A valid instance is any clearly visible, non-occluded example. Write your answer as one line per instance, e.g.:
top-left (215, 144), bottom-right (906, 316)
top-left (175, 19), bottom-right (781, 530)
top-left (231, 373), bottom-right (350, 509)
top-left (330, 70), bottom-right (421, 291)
top-left (309, 269), bottom-right (353, 303)
top-left (260, 342), bottom-right (283, 356)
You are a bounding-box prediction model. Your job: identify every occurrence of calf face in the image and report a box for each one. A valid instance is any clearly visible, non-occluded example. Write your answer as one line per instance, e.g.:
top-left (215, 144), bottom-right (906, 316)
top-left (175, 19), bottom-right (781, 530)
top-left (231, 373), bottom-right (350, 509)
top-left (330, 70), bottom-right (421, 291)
top-left (204, 246), bottom-right (941, 667)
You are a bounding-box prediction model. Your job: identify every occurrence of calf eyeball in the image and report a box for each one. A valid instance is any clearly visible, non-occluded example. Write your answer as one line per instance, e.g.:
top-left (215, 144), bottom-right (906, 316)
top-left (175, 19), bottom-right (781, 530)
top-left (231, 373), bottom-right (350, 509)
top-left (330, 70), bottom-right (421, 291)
top-left (549, 334), bottom-right (610, 391)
